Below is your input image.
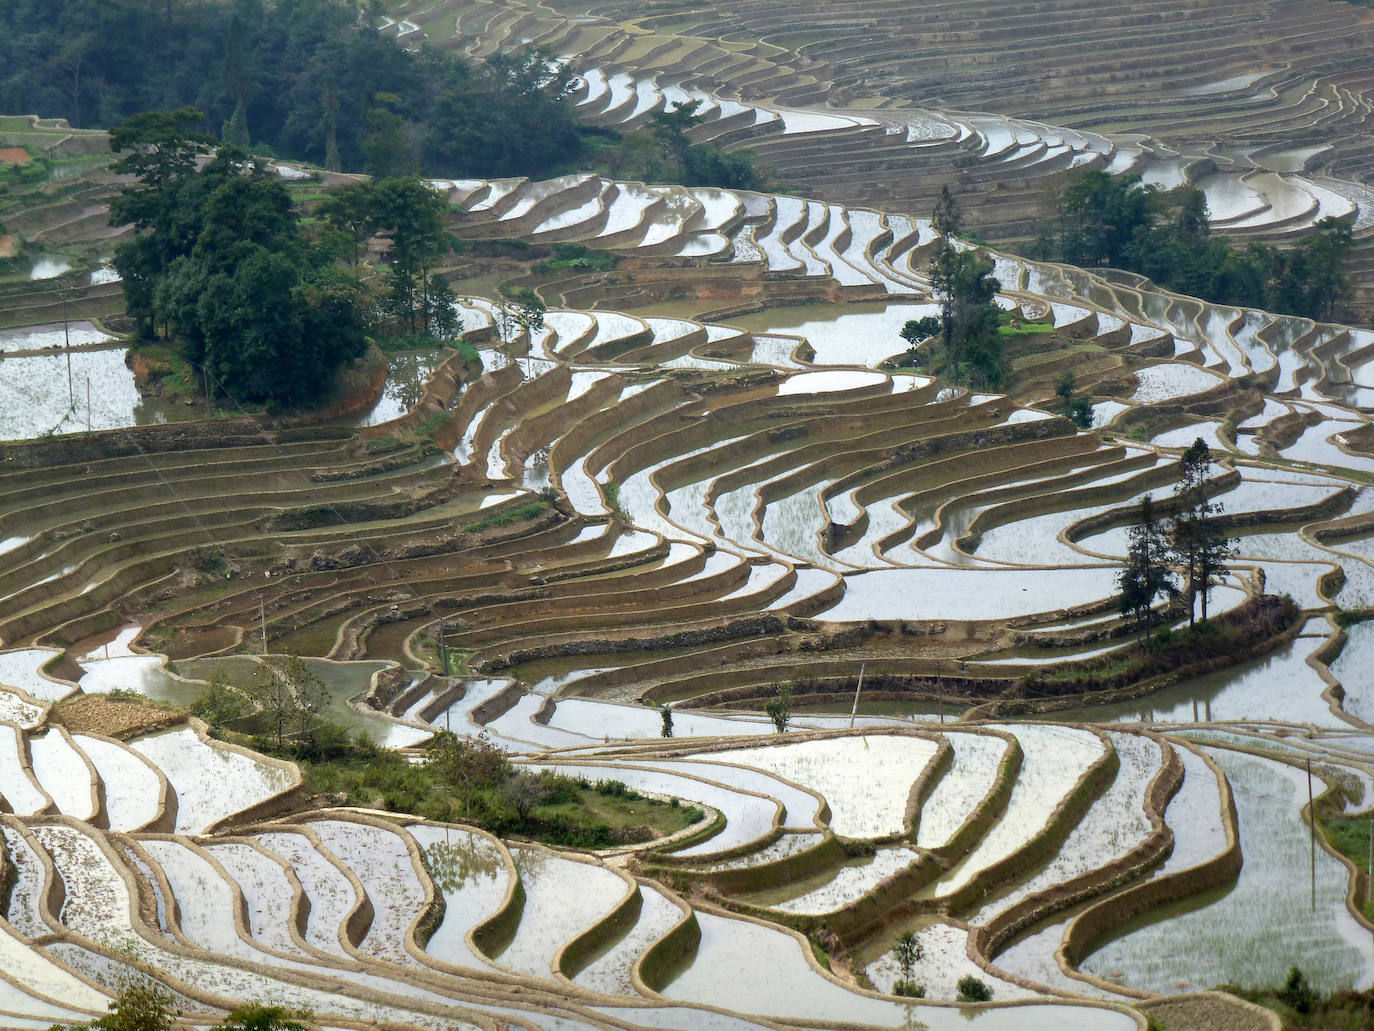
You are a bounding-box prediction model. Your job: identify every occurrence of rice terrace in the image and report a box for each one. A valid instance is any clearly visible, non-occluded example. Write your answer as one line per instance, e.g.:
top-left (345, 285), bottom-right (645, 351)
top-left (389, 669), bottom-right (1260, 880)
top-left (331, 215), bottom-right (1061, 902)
top-left (8, 1), bottom-right (1374, 1029)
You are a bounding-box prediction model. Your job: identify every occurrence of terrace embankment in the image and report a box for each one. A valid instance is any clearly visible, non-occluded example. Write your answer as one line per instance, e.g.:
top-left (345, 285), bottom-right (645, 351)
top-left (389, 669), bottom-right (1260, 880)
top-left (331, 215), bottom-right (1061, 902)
top-left (682, 595), bottom-right (1303, 717)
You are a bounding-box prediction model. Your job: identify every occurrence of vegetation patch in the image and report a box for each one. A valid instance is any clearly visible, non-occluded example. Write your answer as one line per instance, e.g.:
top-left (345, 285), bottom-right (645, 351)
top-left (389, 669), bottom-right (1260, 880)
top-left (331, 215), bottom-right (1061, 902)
top-left (465, 500), bottom-right (550, 532)
top-left (1030, 594), bottom-right (1302, 696)
top-left (1225, 968), bottom-right (1374, 1030)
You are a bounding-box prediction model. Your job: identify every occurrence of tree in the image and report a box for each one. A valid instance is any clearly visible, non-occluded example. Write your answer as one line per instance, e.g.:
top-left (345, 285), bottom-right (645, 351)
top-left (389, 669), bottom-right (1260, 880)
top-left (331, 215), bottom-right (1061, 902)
top-left (1118, 495), bottom-right (1178, 648)
top-left (242, 654), bottom-right (328, 750)
top-left (660, 705), bottom-right (674, 738)
top-left (504, 770), bottom-right (551, 822)
top-left (108, 107), bottom-right (215, 335)
top-left (110, 116), bottom-right (368, 405)
top-left (1032, 169), bottom-right (1355, 321)
top-left (929, 245), bottom-right (1003, 386)
top-left (54, 973), bottom-right (176, 1031)
top-left (1170, 437), bottom-right (1236, 624)
top-left (1055, 370), bottom-right (1094, 429)
top-left (498, 285), bottom-right (547, 360)
top-left (426, 730), bottom-right (511, 817)
top-left (931, 185), bottom-right (961, 239)
top-left (765, 681), bottom-right (792, 733)
top-left (367, 176), bottom-right (449, 333)
top-left (890, 930), bottom-right (924, 996)
top-left (317, 181), bottom-right (377, 267)
top-left (246, 656), bottom-right (299, 749)
top-left (361, 92), bottom-right (418, 179)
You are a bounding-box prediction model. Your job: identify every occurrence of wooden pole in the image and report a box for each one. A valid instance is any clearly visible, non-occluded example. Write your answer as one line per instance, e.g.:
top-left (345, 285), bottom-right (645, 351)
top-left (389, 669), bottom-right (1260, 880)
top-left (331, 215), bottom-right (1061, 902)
top-left (1307, 758), bottom-right (1316, 912)
top-left (64, 291), bottom-right (72, 406)
top-left (849, 663), bottom-right (865, 728)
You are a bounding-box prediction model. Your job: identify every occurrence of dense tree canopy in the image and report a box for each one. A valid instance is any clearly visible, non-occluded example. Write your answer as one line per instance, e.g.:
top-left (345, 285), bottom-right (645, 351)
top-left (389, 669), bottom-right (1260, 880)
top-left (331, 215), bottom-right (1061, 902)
top-left (111, 111), bottom-right (369, 407)
top-left (0, 0), bottom-right (586, 179)
top-left (1032, 169), bottom-right (1354, 321)
top-left (927, 189), bottom-right (1005, 387)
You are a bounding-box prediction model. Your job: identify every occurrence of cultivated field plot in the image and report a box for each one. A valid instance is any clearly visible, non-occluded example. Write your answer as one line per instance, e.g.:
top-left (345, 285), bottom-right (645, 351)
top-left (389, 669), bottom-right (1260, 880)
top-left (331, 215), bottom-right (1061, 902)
top-left (6, 8), bottom-right (1374, 1023)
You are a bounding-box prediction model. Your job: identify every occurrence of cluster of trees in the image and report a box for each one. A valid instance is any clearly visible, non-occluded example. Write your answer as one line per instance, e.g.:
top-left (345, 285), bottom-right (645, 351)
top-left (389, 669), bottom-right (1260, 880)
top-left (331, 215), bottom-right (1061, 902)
top-left (898, 188), bottom-right (1007, 388)
top-left (1032, 169), bottom-right (1354, 321)
top-left (1118, 438), bottom-right (1237, 643)
top-left (0, 0), bottom-right (583, 179)
top-left (193, 654), bottom-right (336, 752)
top-left (316, 176), bottom-right (460, 340)
top-left (113, 109), bottom-right (471, 405)
top-left (111, 109), bottom-right (370, 407)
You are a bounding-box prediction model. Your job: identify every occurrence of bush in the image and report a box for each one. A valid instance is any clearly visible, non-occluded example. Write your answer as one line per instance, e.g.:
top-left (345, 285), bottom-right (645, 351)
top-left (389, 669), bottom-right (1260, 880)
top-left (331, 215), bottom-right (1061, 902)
top-left (191, 680), bottom-right (250, 730)
top-left (595, 778), bottom-right (639, 799)
top-left (1280, 966), bottom-right (1316, 1015)
top-left (956, 976), bottom-right (992, 1003)
top-left (892, 980), bottom-right (926, 998)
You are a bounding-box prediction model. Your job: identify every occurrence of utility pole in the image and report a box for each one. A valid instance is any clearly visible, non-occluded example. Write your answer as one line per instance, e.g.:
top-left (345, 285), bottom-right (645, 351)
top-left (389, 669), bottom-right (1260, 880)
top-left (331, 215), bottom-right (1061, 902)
top-left (63, 285), bottom-right (73, 406)
top-left (259, 594), bottom-right (268, 655)
top-left (849, 663), bottom-right (865, 728)
top-left (1307, 758), bottom-right (1316, 912)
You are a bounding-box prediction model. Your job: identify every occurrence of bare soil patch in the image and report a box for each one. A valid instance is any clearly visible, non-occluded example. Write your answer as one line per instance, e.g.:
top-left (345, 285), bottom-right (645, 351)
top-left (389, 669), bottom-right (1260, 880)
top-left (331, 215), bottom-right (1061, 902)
top-left (55, 694), bottom-right (186, 739)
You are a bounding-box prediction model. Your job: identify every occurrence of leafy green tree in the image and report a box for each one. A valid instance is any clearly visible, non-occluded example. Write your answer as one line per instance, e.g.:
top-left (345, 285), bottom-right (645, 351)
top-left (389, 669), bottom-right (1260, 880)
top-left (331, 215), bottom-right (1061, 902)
top-left (367, 176), bottom-right (449, 333)
top-left (1170, 438), bottom-right (1237, 624)
top-left (926, 188), bottom-right (1003, 385)
top-left (110, 116), bottom-right (368, 406)
top-left (890, 932), bottom-right (926, 997)
top-left (1055, 370), bottom-right (1095, 429)
top-left (900, 316), bottom-right (941, 350)
top-left (891, 931), bottom-right (922, 981)
top-left (317, 181), bottom-right (377, 267)
top-left (1034, 169), bottom-right (1354, 320)
top-left (930, 247), bottom-right (1003, 386)
top-left (1118, 495), bottom-right (1178, 648)
top-left (660, 705), bottom-right (674, 738)
top-left (931, 185), bottom-right (961, 239)
top-left (108, 107), bottom-right (215, 334)
top-left (765, 681), bottom-right (792, 733)
top-left (1280, 966), bottom-right (1317, 1015)
top-left (54, 973), bottom-right (176, 1031)
top-left (362, 92), bottom-right (417, 179)
top-left (426, 730), bottom-right (511, 817)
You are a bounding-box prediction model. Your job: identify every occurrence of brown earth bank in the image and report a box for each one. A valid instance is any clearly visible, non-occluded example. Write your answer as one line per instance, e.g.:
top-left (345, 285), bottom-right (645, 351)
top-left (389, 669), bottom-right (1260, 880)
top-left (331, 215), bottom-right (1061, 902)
top-left (1140, 992), bottom-right (1281, 1031)
top-left (53, 694), bottom-right (185, 739)
top-left (693, 595), bottom-right (1301, 714)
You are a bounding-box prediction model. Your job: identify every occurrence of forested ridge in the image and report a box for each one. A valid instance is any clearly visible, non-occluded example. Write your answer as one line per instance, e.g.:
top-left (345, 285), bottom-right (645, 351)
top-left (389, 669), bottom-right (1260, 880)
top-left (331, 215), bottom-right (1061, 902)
top-left (1032, 169), bottom-right (1355, 321)
top-left (0, 0), bottom-right (584, 179)
top-left (0, 0), bottom-right (765, 190)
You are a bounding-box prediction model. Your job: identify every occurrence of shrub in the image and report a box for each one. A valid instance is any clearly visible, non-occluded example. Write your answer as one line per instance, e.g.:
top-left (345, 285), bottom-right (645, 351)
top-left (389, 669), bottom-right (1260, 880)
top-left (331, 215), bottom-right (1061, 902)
top-left (956, 976), bottom-right (992, 1003)
top-left (1280, 966), bottom-right (1316, 1015)
top-left (892, 980), bottom-right (926, 998)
